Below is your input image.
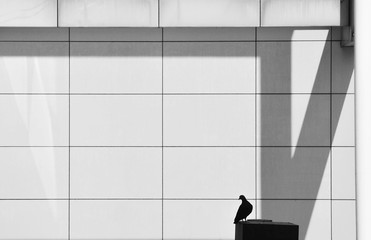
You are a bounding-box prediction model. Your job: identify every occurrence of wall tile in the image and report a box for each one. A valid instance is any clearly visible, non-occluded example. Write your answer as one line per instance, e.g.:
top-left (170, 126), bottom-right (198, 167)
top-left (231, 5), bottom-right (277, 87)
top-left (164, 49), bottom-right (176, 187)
top-left (258, 147), bottom-right (331, 199)
top-left (70, 42), bottom-right (162, 93)
top-left (257, 27), bottom-right (331, 41)
top-left (0, 200), bottom-right (68, 239)
top-left (257, 41), bottom-right (331, 93)
top-left (164, 200), bottom-right (255, 240)
top-left (70, 147), bottom-right (162, 198)
top-left (258, 95), bottom-right (331, 146)
top-left (160, 0), bottom-right (259, 27)
top-left (0, 26), bottom-right (356, 240)
top-left (164, 95), bottom-right (255, 146)
top-left (332, 147), bottom-right (356, 199)
top-left (163, 42), bottom-right (255, 93)
top-left (332, 201), bottom-right (357, 240)
top-left (332, 41), bottom-right (355, 94)
top-left (261, 0), bottom-right (343, 26)
top-left (70, 28), bottom-right (162, 42)
top-left (164, 147), bottom-right (255, 198)
top-left (163, 28), bottom-right (255, 41)
top-left (0, 0), bottom-right (57, 27)
top-left (70, 200), bottom-right (162, 239)
top-left (332, 94), bottom-right (355, 146)
top-left (0, 95), bottom-right (69, 146)
top-left (70, 95), bottom-right (162, 146)
top-left (0, 28), bottom-right (68, 41)
top-left (258, 200), bottom-right (331, 240)
top-left (59, 0), bottom-right (158, 27)
top-left (0, 147), bottom-right (68, 198)
top-left (0, 42), bottom-right (69, 94)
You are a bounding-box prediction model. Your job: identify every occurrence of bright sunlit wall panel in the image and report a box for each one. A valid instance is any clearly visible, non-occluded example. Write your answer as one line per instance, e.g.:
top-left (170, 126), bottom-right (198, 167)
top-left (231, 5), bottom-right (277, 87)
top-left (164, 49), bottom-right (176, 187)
top-left (261, 0), bottom-right (349, 26)
top-left (58, 0), bottom-right (158, 27)
top-left (0, 0), bottom-right (57, 27)
top-left (160, 0), bottom-right (259, 27)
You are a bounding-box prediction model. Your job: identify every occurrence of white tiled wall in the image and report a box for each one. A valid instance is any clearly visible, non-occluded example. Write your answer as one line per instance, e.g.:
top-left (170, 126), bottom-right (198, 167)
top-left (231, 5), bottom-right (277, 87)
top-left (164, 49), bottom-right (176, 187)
top-left (70, 42), bottom-right (162, 93)
top-left (0, 147), bottom-right (68, 198)
top-left (0, 200), bottom-right (68, 239)
top-left (70, 147), bottom-right (162, 198)
top-left (260, 0), bottom-right (344, 26)
top-left (0, 27), bottom-right (355, 240)
top-left (70, 200), bottom-right (162, 239)
top-left (0, 0), bottom-right (349, 27)
top-left (0, 95), bottom-right (69, 146)
top-left (70, 95), bottom-right (162, 146)
top-left (332, 201), bottom-right (357, 240)
top-left (0, 42), bottom-right (69, 93)
top-left (164, 42), bottom-right (255, 93)
top-left (164, 95), bottom-right (255, 146)
top-left (0, 0), bottom-right (57, 27)
top-left (164, 147), bottom-right (255, 198)
top-left (160, 0), bottom-right (260, 27)
top-left (58, 0), bottom-right (158, 27)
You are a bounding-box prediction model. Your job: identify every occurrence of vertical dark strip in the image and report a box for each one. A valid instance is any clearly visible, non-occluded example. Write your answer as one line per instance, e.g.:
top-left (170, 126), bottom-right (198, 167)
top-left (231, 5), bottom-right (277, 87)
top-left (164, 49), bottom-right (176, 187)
top-left (330, 28), bottom-right (333, 240)
top-left (158, 0), bottom-right (161, 27)
top-left (161, 27), bottom-right (164, 240)
top-left (68, 27), bottom-right (71, 240)
top-left (254, 27), bottom-right (258, 219)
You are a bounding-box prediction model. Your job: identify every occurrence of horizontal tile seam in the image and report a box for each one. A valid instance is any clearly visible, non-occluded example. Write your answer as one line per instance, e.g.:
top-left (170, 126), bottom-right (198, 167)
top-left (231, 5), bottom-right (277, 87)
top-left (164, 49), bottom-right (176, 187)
top-left (0, 40), bottom-right (341, 43)
top-left (0, 146), bottom-right (357, 148)
top-left (0, 93), bottom-right (355, 95)
top-left (0, 198), bottom-right (357, 201)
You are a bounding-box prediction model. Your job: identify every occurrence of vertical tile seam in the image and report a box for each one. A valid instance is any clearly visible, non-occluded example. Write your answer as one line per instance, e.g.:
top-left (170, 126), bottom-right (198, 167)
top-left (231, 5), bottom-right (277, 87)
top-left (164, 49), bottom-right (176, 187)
top-left (353, 25), bottom-right (359, 240)
top-left (330, 27), bottom-right (333, 240)
top-left (68, 27), bottom-right (71, 240)
top-left (161, 27), bottom-right (164, 240)
top-left (254, 27), bottom-right (258, 219)
top-left (158, 0), bottom-right (160, 27)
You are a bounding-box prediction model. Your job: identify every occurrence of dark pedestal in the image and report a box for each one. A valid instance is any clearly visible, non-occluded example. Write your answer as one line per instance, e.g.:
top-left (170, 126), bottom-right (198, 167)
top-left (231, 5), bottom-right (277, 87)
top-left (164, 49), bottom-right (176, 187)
top-left (235, 220), bottom-right (299, 240)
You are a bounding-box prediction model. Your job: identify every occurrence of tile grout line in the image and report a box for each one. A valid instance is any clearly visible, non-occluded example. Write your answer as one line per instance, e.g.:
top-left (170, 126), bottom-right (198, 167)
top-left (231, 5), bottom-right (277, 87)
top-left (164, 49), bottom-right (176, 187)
top-left (353, 26), bottom-right (359, 240)
top-left (161, 27), bottom-right (164, 240)
top-left (0, 93), bottom-right (354, 96)
top-left (158, 0), bottom-right (160, 27)
top-left (0, 198), bottom-right (354, 201)
top-left (0, 40), bottom-right (342, 43)
top-left (0, 145), bottom-right (357, 148)
top-left (68, 27), bottom-right (71, 240)
top-left (254, 27), bottom-right (258, 219)
top-left (330, 28), bottom-right (333, 240)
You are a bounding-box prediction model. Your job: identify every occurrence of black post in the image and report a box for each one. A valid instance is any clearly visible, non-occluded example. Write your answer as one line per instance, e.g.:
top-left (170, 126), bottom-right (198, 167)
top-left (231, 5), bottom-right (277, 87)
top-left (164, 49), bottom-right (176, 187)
top-left (235, 220), bottom-right (299, 240)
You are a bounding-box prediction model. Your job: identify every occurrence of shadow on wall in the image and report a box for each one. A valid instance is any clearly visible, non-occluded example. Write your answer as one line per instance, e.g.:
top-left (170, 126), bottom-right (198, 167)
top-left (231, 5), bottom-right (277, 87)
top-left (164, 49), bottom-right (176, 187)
top-left (259, 31), bottom-right (354, 240)
top-left (66, 30), bottom-right (354, 240)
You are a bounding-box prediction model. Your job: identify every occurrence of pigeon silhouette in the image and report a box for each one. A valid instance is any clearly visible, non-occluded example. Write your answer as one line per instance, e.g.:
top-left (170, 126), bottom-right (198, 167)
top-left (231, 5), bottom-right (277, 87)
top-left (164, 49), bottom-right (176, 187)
top-left (234, 195), bottom-right (253, 224)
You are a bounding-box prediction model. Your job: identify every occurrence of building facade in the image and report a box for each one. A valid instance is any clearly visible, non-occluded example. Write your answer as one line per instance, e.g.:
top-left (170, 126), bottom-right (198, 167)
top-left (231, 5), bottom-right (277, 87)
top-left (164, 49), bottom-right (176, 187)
top-left (0, 1), bottom-right (355, 240)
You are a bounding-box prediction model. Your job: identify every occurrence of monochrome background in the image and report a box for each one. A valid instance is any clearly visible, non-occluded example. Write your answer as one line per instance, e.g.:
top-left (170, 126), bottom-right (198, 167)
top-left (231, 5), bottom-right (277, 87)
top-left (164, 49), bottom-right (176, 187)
top-left (0, 27), bottom-right (355, 240)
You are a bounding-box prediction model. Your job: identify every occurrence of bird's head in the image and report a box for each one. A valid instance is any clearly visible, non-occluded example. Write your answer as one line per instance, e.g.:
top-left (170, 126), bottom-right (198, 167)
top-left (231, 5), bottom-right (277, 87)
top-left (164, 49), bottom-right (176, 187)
top-left (238, 195), bottom-right (247, 201)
